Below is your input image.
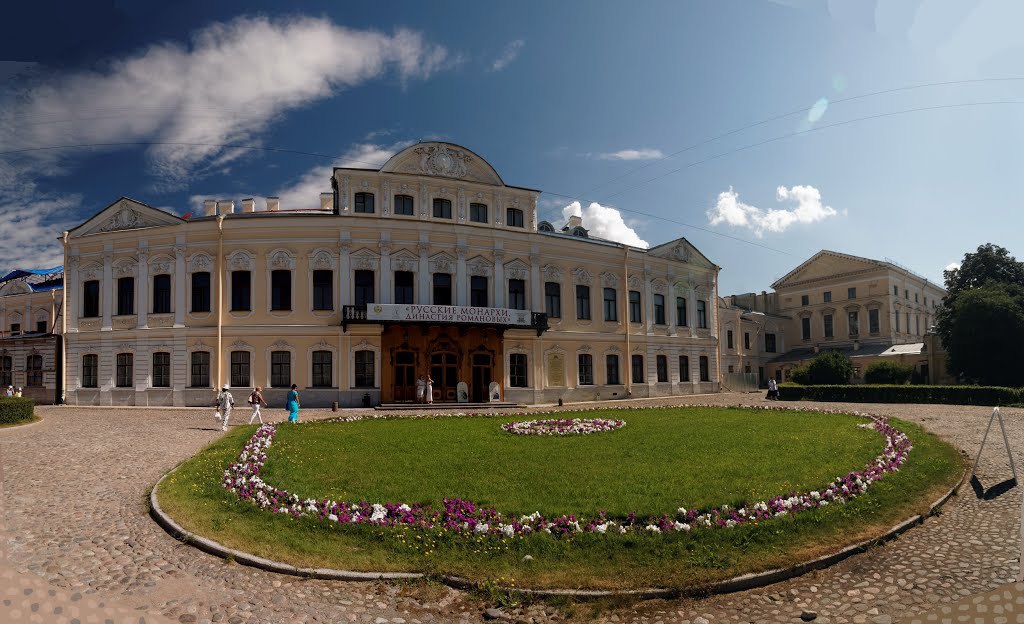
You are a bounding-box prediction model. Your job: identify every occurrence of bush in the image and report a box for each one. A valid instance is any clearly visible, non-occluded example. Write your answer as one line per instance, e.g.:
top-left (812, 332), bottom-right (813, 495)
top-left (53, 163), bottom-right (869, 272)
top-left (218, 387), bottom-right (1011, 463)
top-left (864, 361), bottom-right (914, 385)
top-left (790, 365), bottom-right (811, 385)
top-left (0, 397), bottom-right (35, 424)
top-left (807, 351), bottom-right (854, 385)
top-left (776, 384), bottom-right (1024, 406)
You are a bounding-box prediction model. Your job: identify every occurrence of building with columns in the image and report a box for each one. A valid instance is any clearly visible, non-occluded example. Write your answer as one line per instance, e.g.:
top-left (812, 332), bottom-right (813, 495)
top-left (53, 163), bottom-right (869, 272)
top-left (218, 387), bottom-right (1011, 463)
top-left (0, 267), bottom-right (64, 404)
top-left (62, 142), bottom-right (721, 407)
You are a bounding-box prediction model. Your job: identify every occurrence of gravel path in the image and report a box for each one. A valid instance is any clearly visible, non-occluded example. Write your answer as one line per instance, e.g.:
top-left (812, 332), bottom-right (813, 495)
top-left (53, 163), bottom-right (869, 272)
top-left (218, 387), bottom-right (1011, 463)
top-left (1, 395), bottom-right (1020, 623)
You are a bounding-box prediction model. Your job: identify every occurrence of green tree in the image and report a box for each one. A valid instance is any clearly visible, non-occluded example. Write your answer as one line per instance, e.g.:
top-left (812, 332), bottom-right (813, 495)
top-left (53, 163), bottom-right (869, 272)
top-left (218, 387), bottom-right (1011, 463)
top-left (864, 361), bottom-right (913, 384)
top-left (806, 350), bottom-right (854, 385)
top-left (937, 243), bottom-right (1024, 386)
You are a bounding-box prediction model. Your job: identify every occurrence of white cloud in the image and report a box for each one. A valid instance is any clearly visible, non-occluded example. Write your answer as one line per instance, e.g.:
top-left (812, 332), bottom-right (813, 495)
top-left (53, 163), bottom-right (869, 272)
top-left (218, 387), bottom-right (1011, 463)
top-left (595, 148), bottom-right (665, 161)
top-left (0, 16), bottom-right (450, 190)
top-left (0, 193), bottom-right (79, 270)
top-left (944, 262), bottom-right (961, 272)
top-left (489, 39), bottom-right (524, 72)
top-left (561, 201), bottom-right (649, 248)
top-left (707, 185), bottom-right (838, 237)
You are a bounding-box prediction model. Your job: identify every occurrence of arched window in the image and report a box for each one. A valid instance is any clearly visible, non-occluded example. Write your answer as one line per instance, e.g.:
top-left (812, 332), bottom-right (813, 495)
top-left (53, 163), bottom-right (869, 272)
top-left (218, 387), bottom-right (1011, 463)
top-left (538, 221), bottom-right (555, 232)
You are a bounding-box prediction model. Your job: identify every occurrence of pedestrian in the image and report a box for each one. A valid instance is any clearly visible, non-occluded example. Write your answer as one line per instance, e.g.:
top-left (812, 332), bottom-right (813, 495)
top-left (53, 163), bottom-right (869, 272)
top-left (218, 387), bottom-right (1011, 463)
top-left (425, 374), bottom-right (434, 404)
top-left (14, 387), bottom-right (22, 398)
top-left (4, 385), bottom-right (13, 397)
top-left (215, 384), bottom-right (234, 431)
top-left (415, 374), bottom-right (426, 404)
top-left (767, 377), bottom-right (779, 401)
top-left (286, 383), bottom-right (300, 423)
top-left (248, 386), bottom-right (268, 424)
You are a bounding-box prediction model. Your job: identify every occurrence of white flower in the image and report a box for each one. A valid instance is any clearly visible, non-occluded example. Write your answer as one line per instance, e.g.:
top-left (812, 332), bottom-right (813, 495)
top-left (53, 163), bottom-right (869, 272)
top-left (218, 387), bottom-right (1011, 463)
top-left (499, 524), bottom-right (515, 538)
top-left (475, 523), bottom-right (489, 534)
top-left (673, 521), bottom-right (691, 532)
top-left (725, 519), bottom-right (737, 528)
top-left (645, 524), bottom-right (661, 533)
top-left (595, 523), bottom-right (609, 534)
top-left (398, 504), bottom-right (411, 512)
top-left (677, 507), bottom-right (687, 516)
top-left (328, 514), bottom-right (338, 522)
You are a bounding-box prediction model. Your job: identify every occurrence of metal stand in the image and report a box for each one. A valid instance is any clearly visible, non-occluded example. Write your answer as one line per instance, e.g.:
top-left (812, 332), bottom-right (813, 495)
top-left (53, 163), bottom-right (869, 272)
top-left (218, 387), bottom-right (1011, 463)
top-left (971, 407), bottom-right (1018, 482)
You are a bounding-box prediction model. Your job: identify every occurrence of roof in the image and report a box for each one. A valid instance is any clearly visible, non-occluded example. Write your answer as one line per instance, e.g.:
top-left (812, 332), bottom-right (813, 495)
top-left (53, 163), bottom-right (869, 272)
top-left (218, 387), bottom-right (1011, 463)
top-left (0, 266), bottom-right (64, 294)
top-left (769, 342), bottom-right (895, 364)
top-left (770, 249), bottom-right (945, 292)
top-left (0, 266), bottom-right (62, 283)
top-left (879, 342), bottom-right (925, 356)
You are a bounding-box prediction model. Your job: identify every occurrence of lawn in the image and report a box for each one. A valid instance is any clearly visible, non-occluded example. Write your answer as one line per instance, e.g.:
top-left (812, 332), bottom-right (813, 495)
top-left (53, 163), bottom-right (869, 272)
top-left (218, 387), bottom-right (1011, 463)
top-left (157, 406), bottom-right (964, 590)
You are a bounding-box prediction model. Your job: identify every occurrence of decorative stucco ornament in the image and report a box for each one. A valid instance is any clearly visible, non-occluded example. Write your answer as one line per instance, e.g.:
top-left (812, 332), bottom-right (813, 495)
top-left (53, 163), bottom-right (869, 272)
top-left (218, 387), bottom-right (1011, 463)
top-left (417, 144), bottom-right (470, 179)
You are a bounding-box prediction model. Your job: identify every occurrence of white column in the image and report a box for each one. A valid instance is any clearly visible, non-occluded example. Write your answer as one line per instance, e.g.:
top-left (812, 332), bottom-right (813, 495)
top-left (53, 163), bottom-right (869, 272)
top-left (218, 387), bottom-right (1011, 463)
top-left (689, 286), bottom-right (697, 337)
top-left (137, 250), bottom-right (149, 328)
top-left (174, 244), bottom-right (186, 327)
top-left (67, 256), bottom-right (79, 332)
top-left (418, 241), bottom-right (430, 304)
top-left (456, 245), bottom-right (468, 306)
top-left (643, 272), bottom-right (654, 333)
top-left (493, 253), bottom-right (505, 308)
top-left (338, 240), bottom-right (351, 306)
top-left (101, 252), bottom-right (113, 331)
top-left (668, 286), bottom-right (677, 337)
top-left (529, 253), bottom-right (541, 312)
top-left (379, 245), bottom-right (392, 304)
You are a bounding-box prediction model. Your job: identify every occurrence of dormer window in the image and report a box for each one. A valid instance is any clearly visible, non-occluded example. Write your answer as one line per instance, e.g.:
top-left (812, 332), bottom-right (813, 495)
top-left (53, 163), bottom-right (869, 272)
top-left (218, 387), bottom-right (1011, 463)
top-left (571, 226), bottom-right (588, 238)
top-left (538, 221), bottom-right (555, 232)
top-left (354, 192), bottom-right (375, 214)
top-left (506, 207), bottom-right (524, 228)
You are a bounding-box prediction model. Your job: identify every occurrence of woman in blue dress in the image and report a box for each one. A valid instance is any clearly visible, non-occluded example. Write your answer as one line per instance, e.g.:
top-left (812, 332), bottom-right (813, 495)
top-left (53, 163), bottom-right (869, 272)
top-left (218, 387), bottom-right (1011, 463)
top-left (286, 384), bottom-right (300, 423)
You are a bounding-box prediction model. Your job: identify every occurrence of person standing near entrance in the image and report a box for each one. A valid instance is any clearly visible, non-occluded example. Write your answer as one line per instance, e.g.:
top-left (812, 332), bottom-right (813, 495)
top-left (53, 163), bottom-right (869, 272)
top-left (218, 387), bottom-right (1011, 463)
top-left (248, 386), bottom-right (268, 424)
top-left (286, 384), bottom-right (300, 422)
top-left (415, 374), bottom-right (426, 404)
top-left (767, 377), bottom-right (779, 401)
top-left (215, 384), bottom-right (234, 431)
top-left (425, 374), bottom-right (434, 404)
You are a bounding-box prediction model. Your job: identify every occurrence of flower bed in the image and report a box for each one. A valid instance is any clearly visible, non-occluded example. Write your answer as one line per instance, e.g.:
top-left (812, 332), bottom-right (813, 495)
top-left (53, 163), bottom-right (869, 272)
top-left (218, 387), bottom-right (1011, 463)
top-left (222, 406), bottom-right (912, 539)
top-left (501, 418), bottom-right (624, 436)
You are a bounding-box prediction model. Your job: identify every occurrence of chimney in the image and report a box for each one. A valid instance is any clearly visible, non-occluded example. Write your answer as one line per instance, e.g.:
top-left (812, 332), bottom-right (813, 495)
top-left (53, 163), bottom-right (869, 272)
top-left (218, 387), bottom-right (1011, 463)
top-left (241, 198), bottom-right (256, 213)
top-left (266, 197), bottom-right (280, 212)
top-left (320, 192), bottom-right (333, 211)
top-left (203, 200), bottom-right (217, 216)
top-left (217, 200), bottom-right (235, 215)
top-left (567, 215), bottom-right (583, 229)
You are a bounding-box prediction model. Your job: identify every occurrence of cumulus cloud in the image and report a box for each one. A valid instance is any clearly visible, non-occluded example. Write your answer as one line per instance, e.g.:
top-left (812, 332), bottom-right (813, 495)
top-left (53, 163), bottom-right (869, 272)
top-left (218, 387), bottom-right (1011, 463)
top-left (489, 39), bottom-right (524, 72)
top-left (595, 148), bottom-right (665, 161)
top-left (0, 192), bottom-right (79, 270)
top-left (561, 201), bottom-right (649, 248)
top-left (707, 185), bottom-right (838, 237)
top-left (0, 16), bottom-right (450, 190)
top-left (944, 262), bottom-right (961, 272)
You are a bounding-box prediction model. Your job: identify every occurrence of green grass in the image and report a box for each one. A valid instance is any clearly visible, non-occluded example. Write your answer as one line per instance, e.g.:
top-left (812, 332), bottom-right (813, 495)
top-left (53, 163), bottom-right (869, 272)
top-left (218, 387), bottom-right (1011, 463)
top-left (157, 407), bottom-right (964, 590)
top-left (0, 414), bottom-right (40, 428)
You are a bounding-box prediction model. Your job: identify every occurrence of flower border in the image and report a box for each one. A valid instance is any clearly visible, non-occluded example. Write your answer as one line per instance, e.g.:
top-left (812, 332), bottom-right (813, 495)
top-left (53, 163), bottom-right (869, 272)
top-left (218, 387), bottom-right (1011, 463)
top-left (501, 418), bottom-right (625, 436)
top-left (221, 404), bottom-right (911, 538)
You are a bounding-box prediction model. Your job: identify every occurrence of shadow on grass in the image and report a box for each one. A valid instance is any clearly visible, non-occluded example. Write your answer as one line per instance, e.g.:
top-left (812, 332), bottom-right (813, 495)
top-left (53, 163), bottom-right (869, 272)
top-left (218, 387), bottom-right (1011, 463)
top-left (969, 475), bottom-right (1017, 500)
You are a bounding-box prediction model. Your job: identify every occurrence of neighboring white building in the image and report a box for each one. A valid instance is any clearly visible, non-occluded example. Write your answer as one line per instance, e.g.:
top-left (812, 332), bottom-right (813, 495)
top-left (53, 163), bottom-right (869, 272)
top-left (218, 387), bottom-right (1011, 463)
top-left (0, 267), bottom-right (64, 404)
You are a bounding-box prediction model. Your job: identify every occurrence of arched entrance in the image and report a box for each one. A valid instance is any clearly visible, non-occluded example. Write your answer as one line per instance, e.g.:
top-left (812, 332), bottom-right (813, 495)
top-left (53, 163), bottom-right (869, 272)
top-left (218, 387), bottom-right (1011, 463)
top-left (430, 351), bottom-right (459, 402)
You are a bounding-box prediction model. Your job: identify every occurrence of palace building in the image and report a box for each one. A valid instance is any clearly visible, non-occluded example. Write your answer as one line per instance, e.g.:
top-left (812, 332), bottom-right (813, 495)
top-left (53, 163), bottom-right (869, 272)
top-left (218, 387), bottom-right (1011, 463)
top-left (0, 267), bottom-right (64, 404)
top-left (62, 142), bottom-right (722, 407)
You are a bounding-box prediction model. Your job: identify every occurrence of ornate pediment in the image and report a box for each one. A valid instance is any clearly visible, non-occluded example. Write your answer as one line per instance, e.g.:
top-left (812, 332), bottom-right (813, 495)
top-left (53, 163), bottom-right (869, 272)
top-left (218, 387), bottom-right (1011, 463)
top-left (70, 197), bottom-right (184, 238)
top-left (646, 238), bottom-right (716, 269)
top-left (772, 250), bottom-right (886, 290)
top-left (377, 142), bottom-right (505, 186)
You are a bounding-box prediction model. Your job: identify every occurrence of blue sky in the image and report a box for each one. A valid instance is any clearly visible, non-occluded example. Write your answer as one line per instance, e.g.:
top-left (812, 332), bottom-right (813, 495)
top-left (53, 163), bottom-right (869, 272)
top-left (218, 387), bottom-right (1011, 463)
top-left (1, 0), bottom-right (1022, 295)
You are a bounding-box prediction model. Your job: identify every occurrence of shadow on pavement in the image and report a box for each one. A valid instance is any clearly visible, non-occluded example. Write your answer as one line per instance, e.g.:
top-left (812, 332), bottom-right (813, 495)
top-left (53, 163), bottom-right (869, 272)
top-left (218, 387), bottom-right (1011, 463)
top-left (970, 474), bottom-right (1017, 500)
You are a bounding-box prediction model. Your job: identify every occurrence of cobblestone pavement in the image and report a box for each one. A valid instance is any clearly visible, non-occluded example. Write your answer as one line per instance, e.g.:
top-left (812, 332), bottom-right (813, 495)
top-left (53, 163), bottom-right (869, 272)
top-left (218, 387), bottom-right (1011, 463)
top-left (0, 395), bottom-right (1020, 624)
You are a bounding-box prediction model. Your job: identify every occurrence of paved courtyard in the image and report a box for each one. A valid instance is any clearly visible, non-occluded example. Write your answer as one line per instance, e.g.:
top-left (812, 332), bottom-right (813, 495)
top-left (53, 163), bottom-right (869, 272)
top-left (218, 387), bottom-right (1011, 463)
top-left (1, 395), bottom-right (1021, 623)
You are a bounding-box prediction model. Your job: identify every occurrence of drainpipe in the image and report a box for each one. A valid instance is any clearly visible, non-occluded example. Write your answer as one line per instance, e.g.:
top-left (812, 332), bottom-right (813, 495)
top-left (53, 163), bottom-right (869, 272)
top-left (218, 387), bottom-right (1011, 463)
top-left (217, 215), bottom-right (225, 389)
top-left (60, 231), bottom-right (69, 404)
top-left (623, 246), bottom-right (631, 396)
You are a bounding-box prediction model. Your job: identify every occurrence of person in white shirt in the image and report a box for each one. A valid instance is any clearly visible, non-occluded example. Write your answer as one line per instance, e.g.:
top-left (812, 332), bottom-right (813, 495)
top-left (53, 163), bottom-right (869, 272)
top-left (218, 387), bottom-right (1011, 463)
top-left (248, 386), bottom-right (268, 424)
top-left (767, 378), bottom-right (779, 401)
top-left (4, 386), bottom-right (13, 397)
top-left (214, 385), bottom-right (234, 431)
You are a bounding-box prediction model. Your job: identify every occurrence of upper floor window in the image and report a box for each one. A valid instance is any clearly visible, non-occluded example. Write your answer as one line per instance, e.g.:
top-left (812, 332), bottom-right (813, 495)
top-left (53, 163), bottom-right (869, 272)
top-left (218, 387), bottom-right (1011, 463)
top-left (312, 270), bottom-right (333, 311)
top-left (231, 271), bottom-right (251, 312)
top-left (603, 288), bottom-right (618, 322)
top-left (576, 285), bottom-right (591, 320)
top-left (696, 300), bottom-right (708, 328)
top-left (354, 270), bottom-right (375, 306)
top-left (544, 282), bottom-right (561, 318)
top-left (727, 330), bottom-right (734, 349)
top-left (81, 354), bottom-right (98, 388)
top-left (577, 353), bottom-right (594, 385)
top-left (313, 350), bottom-right (333, 388)
top-left (848, 287), bottom-right (857, 299)
top-left (508, 279), bottom-right (526, 310)
top-left (190, 352), bottom-right (210, 388)
top-left (433, 273), bottom-right (452, 305)
top-left (433, 198), bottom-right (452, 219)
top-left (801, 294), bottom-right (809, 306)
top-left (676, 297), bottom-right (687, 327)
top-left (36, 320), bottom-right (47, 334)
top-left (83, 280), bottom-right (100, 318)
top-left (802, 316), bottom-right (811, 340)
top-left (116, 353), bottom-right (133, 387)
top-left (653, 294), bottom-right (665, 325)
top-left (152, 352), bottom-right (171, 387)
top-left (506, 207), bottom-right (524, 228)
top-left (894, 285), bottom-right (899, 296)
top-left (394, 194), bottom-right (414, 216)
top-left (117, 277), bottom-right (135, 316)
top-left (469, 203), bottom-right (488, 223)
top-left (153, 274), bottom-right (172, 314)
top-left (9, 323), bottom-right (20, 336)
top-left (823, 291), bottom-right (832, 303)
top-left (824, 313), bottom-right (834, 338)
top-left (869, 308), bottom-right (880, 334)
top-left (904, 289), bottom-right (909, 299)
top-left (629, 291), bottom-right (642, 323)
top-left (914, 293), bottom-right (919, 303)
top-left (470, 276), bottom-right (488, 307)
top-left (191, 272), bottom-right (211, 313)
top-left (538, 221), bottom-right (555, 232)
top-left (744, 332), bottom-right (751, 350)
top-left (765, 333), bottom-right (777, 353)
top-left (271, 270), bottom-right (291, 311)
top-left (354, 192), bottom-right (375, 214)
top-left (394, 271), bottom-right (414, 305)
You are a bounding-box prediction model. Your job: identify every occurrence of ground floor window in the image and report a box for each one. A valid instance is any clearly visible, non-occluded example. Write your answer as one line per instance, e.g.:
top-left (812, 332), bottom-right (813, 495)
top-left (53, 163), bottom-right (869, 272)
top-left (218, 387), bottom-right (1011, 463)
top-left (354, 350), bottom-right (373, 388)
top-left (509, 353), bottom-right (528, 387)
top-left (271, 351), bottom-right (291, 387)
top-left (81, 354), bottom-right (97, 388)
top-left (230, 351), bottom-right (250, 388)
top-left (699, 355), bottom-right (710, 382)
top-left (191, 352), bottom-right (210, 387)
top-left (26, 354), bottom-right (43, 386)
top-left (116, 353), bottom-right (133, 387)
top-left (0, 354), bottom-right (11, 387)
top-left (656, 355), bottom-right (668, 382)
top-left (314, 350), bottom-right (334, 388)
top-left (578, 353), bottom-right (594, 385)
top-left (152, 352), bottom-right (170, 387)
top-left (679, 355), bottom-right (689, 382)
top-left (606, 354), bottom-right (620, 385)
top-left (631, 354), bottom-right (644, 384)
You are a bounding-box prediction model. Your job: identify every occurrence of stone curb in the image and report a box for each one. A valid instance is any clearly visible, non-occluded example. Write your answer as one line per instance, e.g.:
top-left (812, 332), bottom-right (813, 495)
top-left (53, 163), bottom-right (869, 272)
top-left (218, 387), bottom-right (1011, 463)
top-left (149, 455), bottom-right (970, 601)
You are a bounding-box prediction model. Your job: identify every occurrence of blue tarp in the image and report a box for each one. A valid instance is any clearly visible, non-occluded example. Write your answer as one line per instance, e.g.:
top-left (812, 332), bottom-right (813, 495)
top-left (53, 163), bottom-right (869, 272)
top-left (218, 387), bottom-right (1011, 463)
top-left (0, 266), bottom-right (63, 283)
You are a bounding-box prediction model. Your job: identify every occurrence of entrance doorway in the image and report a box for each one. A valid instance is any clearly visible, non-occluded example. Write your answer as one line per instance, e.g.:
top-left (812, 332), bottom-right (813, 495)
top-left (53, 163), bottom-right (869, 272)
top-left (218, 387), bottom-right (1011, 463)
top-left (393, 351), bottom-right (416, 402)
top-left (472, 353), bottom-right (493, 402)
top-left (430, 352), bottom-right (458, 402)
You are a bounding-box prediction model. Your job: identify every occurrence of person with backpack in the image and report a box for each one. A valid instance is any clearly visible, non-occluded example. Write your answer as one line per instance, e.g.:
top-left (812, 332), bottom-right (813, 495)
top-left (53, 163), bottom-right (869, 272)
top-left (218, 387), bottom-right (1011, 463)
top-left (214, 384), bottom-right (235, 431)
top-left (248, 386), bottom-right (268, 424)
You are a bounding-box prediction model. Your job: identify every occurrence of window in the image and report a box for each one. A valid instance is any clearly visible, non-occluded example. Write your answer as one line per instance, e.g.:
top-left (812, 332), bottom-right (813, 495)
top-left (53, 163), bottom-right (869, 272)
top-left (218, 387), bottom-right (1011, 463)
top-left (848, 311), bottom-right (859, 336)
top-left (470, 276), bottom-right (488, 307)
top-left (654, 294), bottom-right (666, 325)
top-left (271, 351), bottom-right (291, 387)
top-left (697, 300), bottom-right (708, 328)
top-left (905, 289), bottom-right (909, 299)
top-left (469, 203), bottom-right (488, 223)
top-left (577, 354), bottom-right (594, 385)
top-left (508, 279), bottom-right (526, 310)
top-left (394, 271), bottom-right (414, 304)
top-left (727, 330), bottom-right (734, 349)
top-left (271, 270), bottom-right (291, 311)
top-left (744, 332), bottom-right (751, 350)
top-left (656, 355), bottom-right (668, 382)
top-left (894, 285), bottom-right (899, 296)
top-left (433, 198), bottom-right (452, 219)
top-left (677, 297), bottom-right (687, 326)
top-left (190, 352), bottom-right (210, 387)
top-left (699, 356), bottom-right (710, 382)
top-left (313, 270), bottom-right (333, 311)
top-left (544, 282), bottom-right (561, 318)
top-left (433, 273), bottom-right (452, 305)
top-left (191, 272), bottom-right (211, 313)
top-left (628, 291), bottom-right (641, 323)
top-left (603, 288), bottom-right (618, 321)
top-left (117, 277), bottom-right (134, 315)
top-left (231, 271), bottom-right (251, 312)
top-left (576, 285), bottom-right (591, 320)
top-left (824, 314), bottom-right (833, 338)
top-left (679, 356), bottom-right (690, 382)
top-left (153, 274), bottom-right (172, 314)
top-left (354, 270), bottom-right (375, 306)
top-left (394, 194), bottom-right (414, 216)
top-left (152, 352), bottom-right (170, 387)
top-left (869, 308), bottom-right (880, 334)
top-left (116, 353), bottom-right (133, 387)
top-left (354, 192), bottom-right (374, 214)
top-left (605, 354), bottom-right (620, 385)
top-left (36, 320), bottom-right (47, 334)
top-left (915, 314), bottom-right (920, 335)
top-left (506, 207), bottom-right (524, 227)
top-left (83, 280), bottom-right (100, 318)
top-left (314, 350), bottom-right (334, 387)
top-left (914, 293), bottom-right (919, 303)
top-left (896, 311), bottom-right (901, 332)
top-left (230, 351), bottom-right (250, 388)
top-left (906, 312), bottom-right (910, 333)
top-left (9, 323), bottom-right (19, 335)
top-left (728, 365), bottom-right (734, 374)
top-left (801, 294), bottom-right (809, 306)
top-left (26, 354), bottom-right (43, 386)
top-left (631, 354), bottom-right (644, 384)
top-left (823, 291), bottom-right (832, 303)
top-left (848, 287), bottom-right (857, 299)
top-left (81, 354), bottom-right (97, 388)
top-left (510, 353), bottom-right (528, 387)
top-left (765, 333), bottom-right (777, 353)
top-left (802, 317), bottom-right (811, 340)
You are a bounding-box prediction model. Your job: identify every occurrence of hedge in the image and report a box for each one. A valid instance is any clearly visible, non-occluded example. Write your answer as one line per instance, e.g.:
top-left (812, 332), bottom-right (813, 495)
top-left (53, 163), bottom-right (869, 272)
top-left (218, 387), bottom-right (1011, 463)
top-left (0, 397), bottom-right (35, 424)
top-left (777, 384), bottom-right (1024, 406)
